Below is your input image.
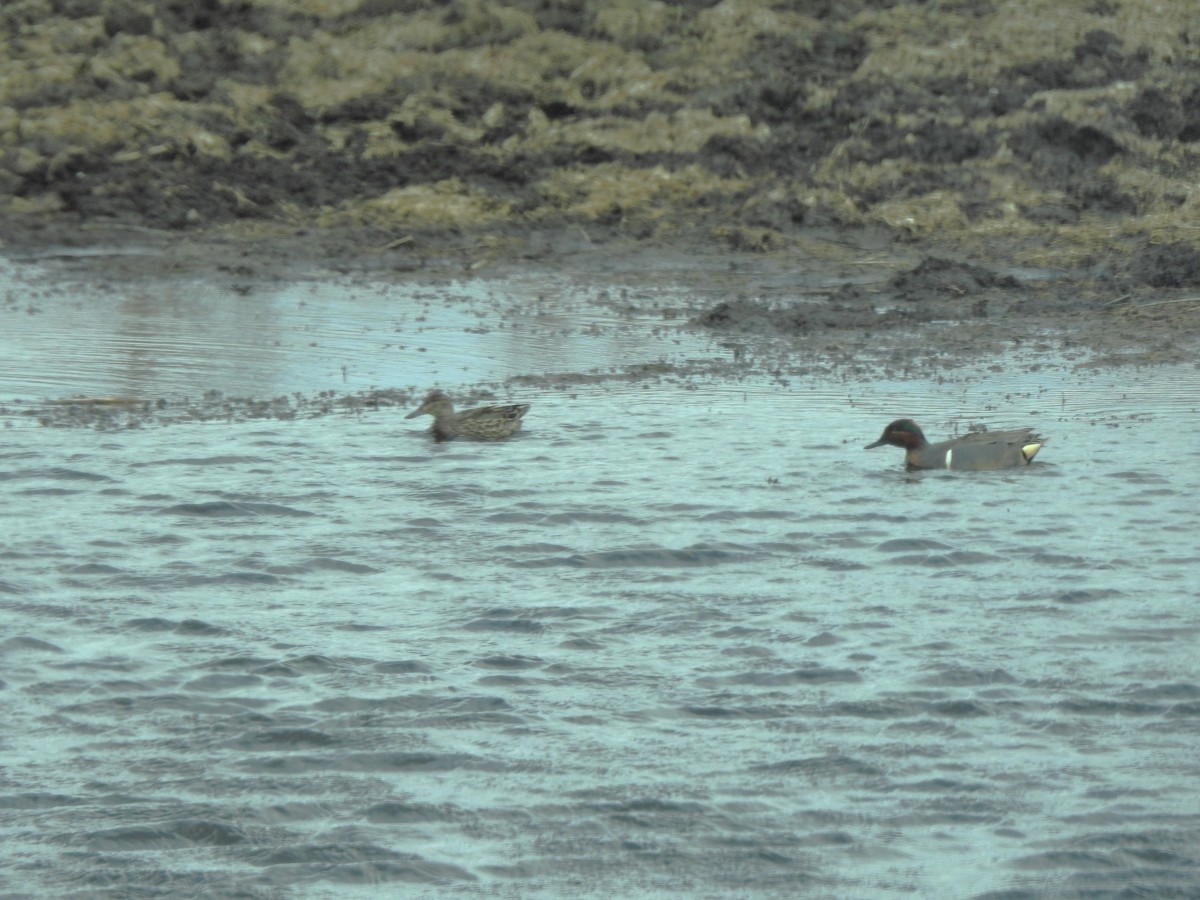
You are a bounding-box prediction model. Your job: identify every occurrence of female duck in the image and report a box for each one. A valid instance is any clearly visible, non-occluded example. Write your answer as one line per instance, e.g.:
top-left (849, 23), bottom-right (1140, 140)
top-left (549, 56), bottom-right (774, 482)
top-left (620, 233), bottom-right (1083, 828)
top-left (405, 390), bottom-right (529, 441)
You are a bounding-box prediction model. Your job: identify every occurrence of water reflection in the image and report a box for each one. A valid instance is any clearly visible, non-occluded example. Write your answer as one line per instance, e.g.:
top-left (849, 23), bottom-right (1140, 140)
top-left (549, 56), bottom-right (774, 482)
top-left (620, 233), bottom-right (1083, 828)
top-left (0, 257), bottom-right (709, 401)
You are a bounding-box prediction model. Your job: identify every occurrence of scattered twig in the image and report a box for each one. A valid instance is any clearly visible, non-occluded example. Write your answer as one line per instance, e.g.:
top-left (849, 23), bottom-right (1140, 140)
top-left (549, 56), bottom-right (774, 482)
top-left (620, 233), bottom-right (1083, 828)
top-left (1114, 295), bottom-right (1200, 316)
top-left (374, 235), bottom-right (413, 251)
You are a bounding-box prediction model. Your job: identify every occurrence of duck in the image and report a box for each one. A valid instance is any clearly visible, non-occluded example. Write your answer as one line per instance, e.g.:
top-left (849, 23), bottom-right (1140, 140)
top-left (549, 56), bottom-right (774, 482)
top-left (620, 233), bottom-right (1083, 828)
top-left (865, 418), bottom-right (1044, 470)
top-left (404, 390), bottom-right (530, 441)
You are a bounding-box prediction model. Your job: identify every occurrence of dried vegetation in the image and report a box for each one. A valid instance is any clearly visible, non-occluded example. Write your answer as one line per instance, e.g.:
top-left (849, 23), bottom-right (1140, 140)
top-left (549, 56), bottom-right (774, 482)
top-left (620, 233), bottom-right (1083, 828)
top-left (1, 0), bottom-right (1199, 273)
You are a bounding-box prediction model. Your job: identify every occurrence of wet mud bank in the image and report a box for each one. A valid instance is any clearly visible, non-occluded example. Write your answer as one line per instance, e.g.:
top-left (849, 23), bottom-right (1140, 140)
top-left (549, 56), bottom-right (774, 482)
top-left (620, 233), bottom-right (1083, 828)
top-left (4, 232), bottom-right (1196, 433)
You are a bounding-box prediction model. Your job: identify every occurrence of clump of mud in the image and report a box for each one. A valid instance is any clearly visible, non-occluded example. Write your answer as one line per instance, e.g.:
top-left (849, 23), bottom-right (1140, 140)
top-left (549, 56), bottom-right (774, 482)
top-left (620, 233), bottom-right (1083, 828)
top-left (693, 298), bottom-right (812, 335)
top-left (1123, 242), bottom-right (1200, 288)
top-left (693, 255), bottom-right (1024, 334)
top-left (888, 257), bottom-right (1020, 302)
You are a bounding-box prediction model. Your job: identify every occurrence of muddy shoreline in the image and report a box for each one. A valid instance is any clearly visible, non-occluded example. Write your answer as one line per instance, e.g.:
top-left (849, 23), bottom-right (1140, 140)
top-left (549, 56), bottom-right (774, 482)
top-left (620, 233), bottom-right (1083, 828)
top-left (4, 1), bottom-right (1200, 287)
top-left (8, 216), bottom-right (1197, 359)
top-left (4, 0), bottom-right (1199, 428)
top-left (3, 219), bottom-right (1195, 432)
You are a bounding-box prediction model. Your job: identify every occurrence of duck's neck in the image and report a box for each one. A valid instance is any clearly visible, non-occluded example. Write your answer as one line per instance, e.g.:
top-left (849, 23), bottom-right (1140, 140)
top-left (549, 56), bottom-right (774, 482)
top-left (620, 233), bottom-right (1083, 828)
top-left (430, 410), bottom-right (458, 440)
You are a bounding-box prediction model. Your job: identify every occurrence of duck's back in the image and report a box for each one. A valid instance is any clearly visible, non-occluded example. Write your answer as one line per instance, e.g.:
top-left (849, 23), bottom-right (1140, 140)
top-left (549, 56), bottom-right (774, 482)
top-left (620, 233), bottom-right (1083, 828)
top-left (455, 403), bottom-right (530, 439)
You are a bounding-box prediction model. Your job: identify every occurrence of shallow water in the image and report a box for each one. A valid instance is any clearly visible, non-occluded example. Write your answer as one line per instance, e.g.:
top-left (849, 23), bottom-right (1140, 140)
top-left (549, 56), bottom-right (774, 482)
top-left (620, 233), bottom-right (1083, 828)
top-left (1, 255), bottom-right (712, 402)
top-left (2, 256), bottom-right (1199, 898)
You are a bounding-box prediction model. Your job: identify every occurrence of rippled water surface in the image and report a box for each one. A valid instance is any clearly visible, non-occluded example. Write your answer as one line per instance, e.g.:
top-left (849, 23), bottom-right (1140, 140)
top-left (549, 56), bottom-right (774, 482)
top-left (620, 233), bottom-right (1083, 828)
top-left (2, 255), bottom-right (1199, 898)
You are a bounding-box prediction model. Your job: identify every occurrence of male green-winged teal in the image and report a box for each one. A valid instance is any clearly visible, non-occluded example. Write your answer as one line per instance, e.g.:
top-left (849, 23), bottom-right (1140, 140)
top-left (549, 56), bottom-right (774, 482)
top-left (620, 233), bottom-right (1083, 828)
top-left (865, 418), bottom-right (1044, 470)
top-left (405, 390), bottom-right (529, 441)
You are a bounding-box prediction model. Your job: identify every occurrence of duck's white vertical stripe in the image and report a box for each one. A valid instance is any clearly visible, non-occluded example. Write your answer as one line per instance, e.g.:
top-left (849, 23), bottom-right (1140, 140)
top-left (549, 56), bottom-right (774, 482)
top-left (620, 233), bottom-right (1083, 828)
top-left (945, 449), bottom-right (953, 469)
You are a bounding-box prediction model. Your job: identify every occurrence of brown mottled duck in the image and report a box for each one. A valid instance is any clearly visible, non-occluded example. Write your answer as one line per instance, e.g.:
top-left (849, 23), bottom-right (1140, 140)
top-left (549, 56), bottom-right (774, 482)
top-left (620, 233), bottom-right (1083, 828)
top-left (404, 390), bottom-right (530, 441)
